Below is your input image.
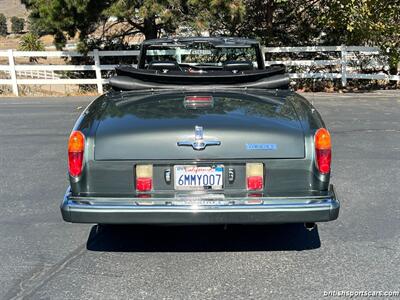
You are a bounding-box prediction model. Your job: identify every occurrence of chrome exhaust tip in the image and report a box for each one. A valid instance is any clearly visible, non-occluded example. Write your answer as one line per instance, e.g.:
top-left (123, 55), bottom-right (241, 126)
top-left (304, 222), bottom-right (316, 231)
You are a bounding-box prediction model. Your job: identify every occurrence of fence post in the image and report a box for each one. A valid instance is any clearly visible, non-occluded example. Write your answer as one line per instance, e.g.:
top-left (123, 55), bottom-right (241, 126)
top-left (93, 49), bottom-right (103, 94)
top-left (8, 49), bottom-right (19, 96)
top-left (341, 45), bottom-right (347, 87)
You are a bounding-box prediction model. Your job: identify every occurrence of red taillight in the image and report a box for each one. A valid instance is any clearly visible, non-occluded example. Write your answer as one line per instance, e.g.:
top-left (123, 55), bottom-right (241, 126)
top-left (136, 178), bottom-right (152, 192)
top-left (315, 128), bottom-right (331, 174)
top-left (246, 163), bottom-right (264, 191)
top-left (316, 149), bottom-right (331, 174)
top-left (247, 176), bottom-right (263, 190)
top-left (136, 165), bottom-right (153, 192)
top-left (184, 95), bottom-right (214, 109)
top-left (185, 96), bottom-right (213, 102)
top-left (68, 131), bottom-right (85, 177)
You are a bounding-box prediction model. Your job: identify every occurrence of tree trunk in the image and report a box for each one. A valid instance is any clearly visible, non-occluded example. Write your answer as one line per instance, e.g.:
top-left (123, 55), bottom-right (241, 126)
top-left (265, 0), bottom-right (275, 30)
top-left (143, 17), bottom-right (158, 40)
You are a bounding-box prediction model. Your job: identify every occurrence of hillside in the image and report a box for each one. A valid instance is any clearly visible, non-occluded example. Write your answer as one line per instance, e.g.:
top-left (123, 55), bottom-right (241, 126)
top-left (0, 0), bottom-right (28, 18)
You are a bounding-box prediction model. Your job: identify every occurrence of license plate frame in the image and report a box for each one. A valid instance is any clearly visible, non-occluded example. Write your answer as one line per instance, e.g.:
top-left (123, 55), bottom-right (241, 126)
top-left (174, 165), bottom-right (224, 191)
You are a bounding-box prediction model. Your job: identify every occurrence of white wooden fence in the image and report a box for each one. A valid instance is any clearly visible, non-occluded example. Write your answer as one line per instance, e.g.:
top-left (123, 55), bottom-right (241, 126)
top-left (0, 46), bottom-right (399, 96)
top-left (0, 49), bottom-right (140, 96)
top-left (17, 70), bottom-right (60, 80)
top-left (263, 45), bottom-right (399, 86)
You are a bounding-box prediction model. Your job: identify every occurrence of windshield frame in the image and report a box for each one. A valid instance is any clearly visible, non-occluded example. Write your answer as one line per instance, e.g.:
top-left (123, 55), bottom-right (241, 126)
top-left (138, 41), bottom-right (265, 70)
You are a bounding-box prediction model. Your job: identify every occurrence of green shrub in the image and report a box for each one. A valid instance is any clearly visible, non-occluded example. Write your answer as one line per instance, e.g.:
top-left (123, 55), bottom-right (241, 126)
top-left (0, 13), bottom-right (7, 36)
top-left (19, 32), bottom-right (44, 51)
top-left (18, 33), bottom-right (45, 62)
top-left (11, 16), bottom-right (25, 33)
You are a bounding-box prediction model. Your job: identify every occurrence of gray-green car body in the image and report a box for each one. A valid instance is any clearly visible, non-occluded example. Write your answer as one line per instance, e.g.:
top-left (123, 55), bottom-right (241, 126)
top-left (61, 37), bottom-right (339, 225)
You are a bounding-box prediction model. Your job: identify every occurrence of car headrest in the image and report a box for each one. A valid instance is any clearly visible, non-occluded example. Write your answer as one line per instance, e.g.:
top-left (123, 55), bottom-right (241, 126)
top-left (148, 60), bottom-right (181, 72)
top-left (223, 61), bottom-right (254, 72)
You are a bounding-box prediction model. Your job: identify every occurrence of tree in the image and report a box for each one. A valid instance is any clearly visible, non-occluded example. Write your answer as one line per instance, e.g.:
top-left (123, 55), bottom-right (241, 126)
top-left (184, 0), bottom-right (246, 36)
top-left (22, 0), bottom-right (186, 48)
top-left (21, 0), bottom-right (245, 49)
top-left (0, 13), bottom-right (7, 36)
top-left (234, 0), bottom-right (333, 46)
top-left (317, 0), bottom-right (400, 73)
top-left (21, 0), bottom-right (400, 72)
top-left (11, 16), bottom-right (25, 33)
top-left (237, 0), bottom-right (400, 72)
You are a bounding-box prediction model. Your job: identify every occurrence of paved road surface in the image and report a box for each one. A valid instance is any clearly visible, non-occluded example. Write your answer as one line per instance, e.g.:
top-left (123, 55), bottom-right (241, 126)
top-left (0, 92), bottom-right (399, 299)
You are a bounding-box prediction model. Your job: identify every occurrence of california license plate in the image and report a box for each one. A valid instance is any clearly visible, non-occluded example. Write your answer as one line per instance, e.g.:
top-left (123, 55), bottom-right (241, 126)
top-left (174, 165), bottom-right (224, 190)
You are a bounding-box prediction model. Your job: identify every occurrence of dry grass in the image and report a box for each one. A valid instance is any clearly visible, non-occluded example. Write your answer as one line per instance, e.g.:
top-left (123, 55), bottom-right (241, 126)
top-left (0, 35), bottom-right (59, 50)
top-left (0, 36), bottom-right (21, 50)
top-left (0, 84), bottom-right (100, 97)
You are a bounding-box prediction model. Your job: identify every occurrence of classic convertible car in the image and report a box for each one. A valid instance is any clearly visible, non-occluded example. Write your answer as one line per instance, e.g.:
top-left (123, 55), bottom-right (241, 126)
top-left (61, 37), bottom-right (339, 229)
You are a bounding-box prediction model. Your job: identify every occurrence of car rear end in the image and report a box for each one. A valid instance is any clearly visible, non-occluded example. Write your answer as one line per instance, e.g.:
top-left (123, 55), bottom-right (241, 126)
top-left (61, 90), bottom-right (339, 224)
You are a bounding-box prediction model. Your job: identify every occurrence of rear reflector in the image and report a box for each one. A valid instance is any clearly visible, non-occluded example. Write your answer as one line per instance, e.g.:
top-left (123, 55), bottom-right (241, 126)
top-left (136, 165), bottom-right (153, 192)
top-left (246, 163), bottom-right (264, 191)
top-left (247, 176), bottom-right (263, 190)
top-left (315, 128), bottom-right (331, 174)
top-left (136, 178), bottom-right (152, 192)
top-left (68, 131), bottom-right (85, 177)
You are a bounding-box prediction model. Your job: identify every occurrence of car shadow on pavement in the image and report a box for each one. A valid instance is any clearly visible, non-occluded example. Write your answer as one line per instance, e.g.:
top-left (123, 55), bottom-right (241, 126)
top-left (86, 223), bottom-right (321, 252)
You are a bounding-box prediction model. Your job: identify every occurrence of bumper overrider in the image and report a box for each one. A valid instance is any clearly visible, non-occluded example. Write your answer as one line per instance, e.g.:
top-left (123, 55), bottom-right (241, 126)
top-left (61, 185), bottom-right (339, 224)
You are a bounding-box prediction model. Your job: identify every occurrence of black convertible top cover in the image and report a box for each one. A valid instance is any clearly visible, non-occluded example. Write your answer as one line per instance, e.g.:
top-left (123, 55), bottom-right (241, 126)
top-left (110, 65), bottom-right (289, 90)
top-left (108, 36), bottom-right (289, 90)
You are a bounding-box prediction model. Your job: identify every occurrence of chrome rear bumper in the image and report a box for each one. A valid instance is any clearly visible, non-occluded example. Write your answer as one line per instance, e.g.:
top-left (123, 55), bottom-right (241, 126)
top-left (61, 185), bottom-right (339, 224)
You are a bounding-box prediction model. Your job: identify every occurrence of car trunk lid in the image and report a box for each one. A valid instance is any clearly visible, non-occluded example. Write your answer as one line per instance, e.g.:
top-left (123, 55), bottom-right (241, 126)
top-left (94, 91), bottom-right (304, 160)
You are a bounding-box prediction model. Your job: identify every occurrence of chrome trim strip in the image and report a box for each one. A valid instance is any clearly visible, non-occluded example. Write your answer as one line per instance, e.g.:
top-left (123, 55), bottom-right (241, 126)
top-left (177, 140), bottom-right (221, 150)
top-left (61, 185), bottom-right (340, 223)
top-left (63, 186), bottom-right (338, 212)
top-left (65, 200), bottom-right (336, 213)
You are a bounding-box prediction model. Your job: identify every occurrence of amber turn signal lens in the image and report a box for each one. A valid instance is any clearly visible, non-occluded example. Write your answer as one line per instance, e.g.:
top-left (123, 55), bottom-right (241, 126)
top-left (68, 131), bottom-right (85, 152)
top-left (315, 128), bottom-right (331, 150)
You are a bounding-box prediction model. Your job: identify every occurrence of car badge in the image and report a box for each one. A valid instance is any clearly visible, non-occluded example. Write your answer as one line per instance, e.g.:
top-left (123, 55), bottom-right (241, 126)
top-left (246, 143), bottom-right (277, 150)
top-left (177, 126), bottom-right (221, 151)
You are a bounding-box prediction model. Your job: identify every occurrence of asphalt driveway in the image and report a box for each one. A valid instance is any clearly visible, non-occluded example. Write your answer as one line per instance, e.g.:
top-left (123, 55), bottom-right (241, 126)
top-left (0, 92), bottom-right (399, 299)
